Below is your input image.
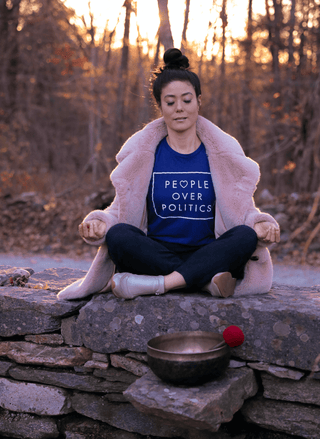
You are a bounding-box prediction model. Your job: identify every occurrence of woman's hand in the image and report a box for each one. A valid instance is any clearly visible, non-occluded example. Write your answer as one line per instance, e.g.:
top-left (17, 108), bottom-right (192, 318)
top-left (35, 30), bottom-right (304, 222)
top-left (79, 219), bottom-right (107, 241)
top-left (254, 221), bottom-right (280, 244)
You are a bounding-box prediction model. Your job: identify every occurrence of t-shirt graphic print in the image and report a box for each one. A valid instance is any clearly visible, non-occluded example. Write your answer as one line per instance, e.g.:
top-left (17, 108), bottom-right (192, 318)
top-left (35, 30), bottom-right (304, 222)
top-left (147, 137), bottom-right (216, 246)
top-left (151, 171), bottom-right (213, 220)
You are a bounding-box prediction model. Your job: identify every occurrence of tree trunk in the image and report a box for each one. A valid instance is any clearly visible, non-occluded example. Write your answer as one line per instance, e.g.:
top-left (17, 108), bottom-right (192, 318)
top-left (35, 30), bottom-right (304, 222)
top-left (285, 0), bottom-right (296, 112)
top-left (316, 2), bottom-right (320, 70)
top-left (240, 0), bottom-right (253, 154)
top-left (220, 0), bottom-right (227, 79)
top-left (265, 0), bottom-right (285, 194)
top-left (0, 0), bottom-right (21, 119)
top-left (272, 0), bottom-right (282, 98)
top-left (153, 29), bottom-right (161, 68)
top-left (218, 0), bottom-right (227, 128)
top-left (198, 24), bottom-right (210, 81)
top-left (288, 0), bottom-right (296, 65)
top-left (180, 0), bottom-right (190, 53)
top-left (273, 0), bottom-right (285, 194)
top-left (134, 25), bottom-right (151, 126)
top-left (265, 0), bottom-right (281, 98)
top-left (297, 21), bottom-right (307, 76)
top-left (105, 28), bottom-right (116, 73)
top-left (296, 73), bottom-right (320, 192)
top-left (157, 0), bottom-right (174, 50)
top-left (113, 0), bottom-right (132, 156)
top-left (87, 10), bottom-right (98, 184)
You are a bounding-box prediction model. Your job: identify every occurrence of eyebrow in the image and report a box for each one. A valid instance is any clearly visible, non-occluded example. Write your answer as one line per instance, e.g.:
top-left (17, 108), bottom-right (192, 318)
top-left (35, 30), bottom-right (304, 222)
top-left (164, 92), bottom-right (193, 98)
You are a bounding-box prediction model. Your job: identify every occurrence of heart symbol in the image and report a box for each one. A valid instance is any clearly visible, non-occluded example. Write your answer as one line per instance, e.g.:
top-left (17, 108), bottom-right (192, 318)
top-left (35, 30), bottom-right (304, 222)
top-left (180, 180), bottom-right (188, 188)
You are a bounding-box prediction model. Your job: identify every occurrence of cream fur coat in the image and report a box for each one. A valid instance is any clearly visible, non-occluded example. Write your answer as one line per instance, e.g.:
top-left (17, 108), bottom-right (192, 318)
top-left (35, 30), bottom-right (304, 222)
top-left (58, 116), bottom-right (278, 300)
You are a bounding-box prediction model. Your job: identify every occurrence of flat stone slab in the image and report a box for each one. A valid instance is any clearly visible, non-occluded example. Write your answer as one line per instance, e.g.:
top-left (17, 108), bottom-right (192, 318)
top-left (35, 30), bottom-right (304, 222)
top-left (61, 415), bottom-right (244, 439)
top-left (0, 342), bottom-right (92, 367)
top-left (0, 409), bottom-right (59, 439)
top-left (0, 377), bottom-right (73, 416)
top-left (71, 392), bottom-right (200, 438)
top-left (61, 414), bottom-right (146, 439)
top-left (110, 354), bottom-right (149, 376)
top-left (0, 360), bottom-right (13, 376)
top-left (29, 267), bottom-right (88, 292)
top-left (0, 267), bottom-right (87, 336)
top-left (92, 368), bottom-right (140, 387)
top-left (242, 395), bottom-right (320, 439)
top-left (25, 333), bottom-right (64, 345)
top-left (0, 266), bottom-right (87, 292)
top-left (9, 365), bottom-right (132, 393)
top-left (75, 284), bottom-right (320, 371)
top-left (261, 372), bottom-right (320, 405)
top-left (124, 368), bottom-right (258, 433)
top-left (248, 362), bottom-right (305, 380)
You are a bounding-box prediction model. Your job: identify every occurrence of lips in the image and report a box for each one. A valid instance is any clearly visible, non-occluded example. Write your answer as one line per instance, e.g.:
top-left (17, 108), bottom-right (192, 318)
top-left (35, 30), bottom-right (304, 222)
top-left (174, 117), bottom-right (187, 121)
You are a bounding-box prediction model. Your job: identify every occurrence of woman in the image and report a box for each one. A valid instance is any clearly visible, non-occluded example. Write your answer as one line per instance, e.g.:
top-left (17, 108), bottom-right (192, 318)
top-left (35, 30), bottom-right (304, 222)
top-left (58, 48), bottom-right (280, 301)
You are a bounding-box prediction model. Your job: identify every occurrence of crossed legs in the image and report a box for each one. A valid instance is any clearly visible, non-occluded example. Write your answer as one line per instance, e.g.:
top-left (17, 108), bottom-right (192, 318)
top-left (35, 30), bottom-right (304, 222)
top-left (105, 223), bottom-right (257, 298)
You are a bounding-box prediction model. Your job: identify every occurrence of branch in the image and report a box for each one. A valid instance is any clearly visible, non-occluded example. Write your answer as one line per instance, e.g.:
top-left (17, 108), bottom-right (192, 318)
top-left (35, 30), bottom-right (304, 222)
top-left (287, 185), bottom-right (320, 244)
top-left (301, 221), bottom-right (320, 264)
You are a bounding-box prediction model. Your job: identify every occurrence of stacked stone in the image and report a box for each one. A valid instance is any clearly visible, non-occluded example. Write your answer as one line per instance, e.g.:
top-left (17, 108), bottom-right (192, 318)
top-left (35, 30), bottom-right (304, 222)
top-left (0, 266), bottom-right (320, 439)
top-left (0, 267), bottom-right (162, 439)
top-left (241, 362), bottom-right (320, 438)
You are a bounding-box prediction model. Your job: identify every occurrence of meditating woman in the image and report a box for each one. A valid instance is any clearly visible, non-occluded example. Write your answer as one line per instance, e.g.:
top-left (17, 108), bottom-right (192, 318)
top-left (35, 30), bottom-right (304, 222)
top-left (58, 48), bottom-right (280, 301)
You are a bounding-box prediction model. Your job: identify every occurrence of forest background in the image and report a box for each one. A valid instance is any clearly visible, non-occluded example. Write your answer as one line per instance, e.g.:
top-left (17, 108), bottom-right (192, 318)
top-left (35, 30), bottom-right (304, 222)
top-left (1, 0), bottom-right (320, 266)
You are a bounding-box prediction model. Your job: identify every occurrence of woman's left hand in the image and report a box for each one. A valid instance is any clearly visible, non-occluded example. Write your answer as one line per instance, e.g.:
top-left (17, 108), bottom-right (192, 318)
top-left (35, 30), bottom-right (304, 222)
top-left (254, 221), bottom-right (280, 244)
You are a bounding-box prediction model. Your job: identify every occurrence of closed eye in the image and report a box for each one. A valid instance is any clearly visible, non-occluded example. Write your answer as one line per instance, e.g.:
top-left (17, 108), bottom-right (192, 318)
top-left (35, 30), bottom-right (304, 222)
top-left (166, 100), bottom-right (191, 106)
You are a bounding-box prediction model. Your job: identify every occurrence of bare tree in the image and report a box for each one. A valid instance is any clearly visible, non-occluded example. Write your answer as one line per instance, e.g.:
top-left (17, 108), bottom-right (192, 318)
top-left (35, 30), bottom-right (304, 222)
top-left (265, 0), bottom-right (282, 101)
top-left (0, 0), bottom-right (21, 119)
top-left (285, 0), bottom-right (296, 112)
top-left (218, 0), bottom-right (227, 128)
top-left (153, 29), bottom-right (161, 68)
top-left (240, 0), bottom-right (253, 153)
top-left (295, 73), bottom-right (320, 192)
top-left (288, 0), bottom-right (296, 65)
top-left (198, 20), bottom-right (212, 81)
top-left (181, 0), bottom-right (190, 53)
top-left (157, 0), bottom-right (174, 50)
top-left (113, 0), bottom-right (132, 155)
top-left (316, 0), bottom-right (320, 69)
top-left (84, 8), bottom-right (99, 184)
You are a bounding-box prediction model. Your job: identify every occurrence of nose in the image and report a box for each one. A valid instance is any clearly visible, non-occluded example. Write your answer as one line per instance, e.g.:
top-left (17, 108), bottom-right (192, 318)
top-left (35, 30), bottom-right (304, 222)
top-left (176, 100), bottom-right (183, 111)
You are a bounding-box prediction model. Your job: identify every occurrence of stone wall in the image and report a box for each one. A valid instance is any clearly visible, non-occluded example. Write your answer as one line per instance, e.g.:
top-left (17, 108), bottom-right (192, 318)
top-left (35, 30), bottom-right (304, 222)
top-left (0, 266), bottom-right (320, 439)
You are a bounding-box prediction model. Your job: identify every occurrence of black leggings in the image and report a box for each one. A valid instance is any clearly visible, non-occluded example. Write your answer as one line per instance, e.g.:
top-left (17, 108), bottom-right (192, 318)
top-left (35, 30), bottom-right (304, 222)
top-left (105, 223), bottom-right (258, 289)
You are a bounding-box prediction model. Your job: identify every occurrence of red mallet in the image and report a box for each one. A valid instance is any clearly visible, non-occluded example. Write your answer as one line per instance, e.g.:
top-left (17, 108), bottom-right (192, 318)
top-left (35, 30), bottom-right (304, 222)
top-left (223, 325), bottom-right (245, 347)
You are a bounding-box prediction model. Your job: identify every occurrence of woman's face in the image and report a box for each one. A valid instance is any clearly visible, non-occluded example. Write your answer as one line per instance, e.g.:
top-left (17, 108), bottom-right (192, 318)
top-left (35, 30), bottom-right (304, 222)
top-left (159, 80), bottom-right (201, 134)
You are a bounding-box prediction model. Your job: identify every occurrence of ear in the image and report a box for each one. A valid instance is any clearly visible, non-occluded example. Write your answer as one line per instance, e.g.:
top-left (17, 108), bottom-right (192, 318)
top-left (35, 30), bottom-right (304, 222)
top-left (197, 95), bottom-right (202, 109)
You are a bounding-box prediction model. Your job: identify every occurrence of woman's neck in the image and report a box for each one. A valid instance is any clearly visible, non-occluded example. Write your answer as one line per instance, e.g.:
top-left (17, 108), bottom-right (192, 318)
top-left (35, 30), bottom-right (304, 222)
top-left (166, 129), bottom-right (201, 155)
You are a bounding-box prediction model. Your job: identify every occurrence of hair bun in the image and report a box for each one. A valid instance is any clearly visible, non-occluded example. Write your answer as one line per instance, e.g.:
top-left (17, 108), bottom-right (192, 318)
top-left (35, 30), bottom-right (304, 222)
top-left (163, 48), bottom-right (189, 70)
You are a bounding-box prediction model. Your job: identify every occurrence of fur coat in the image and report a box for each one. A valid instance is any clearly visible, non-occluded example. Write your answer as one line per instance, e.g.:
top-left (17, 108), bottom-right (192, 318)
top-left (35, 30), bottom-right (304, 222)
top-left (58, 116), bottom-right (279, 300)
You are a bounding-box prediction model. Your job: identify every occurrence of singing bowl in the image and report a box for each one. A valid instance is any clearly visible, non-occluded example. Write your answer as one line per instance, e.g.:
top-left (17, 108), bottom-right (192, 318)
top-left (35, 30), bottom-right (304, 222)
top-left (147, 331), bottom-right (231, 385)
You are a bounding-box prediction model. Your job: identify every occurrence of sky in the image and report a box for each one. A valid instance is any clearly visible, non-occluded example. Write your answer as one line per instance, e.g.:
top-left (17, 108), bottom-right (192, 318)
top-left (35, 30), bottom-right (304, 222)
top-left (63, 0), bottom-right (267, 56)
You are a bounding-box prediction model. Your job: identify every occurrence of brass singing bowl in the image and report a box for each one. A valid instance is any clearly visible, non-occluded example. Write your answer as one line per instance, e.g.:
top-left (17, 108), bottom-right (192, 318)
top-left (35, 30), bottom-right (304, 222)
top-left (147, 331), bottom-right (230, 385)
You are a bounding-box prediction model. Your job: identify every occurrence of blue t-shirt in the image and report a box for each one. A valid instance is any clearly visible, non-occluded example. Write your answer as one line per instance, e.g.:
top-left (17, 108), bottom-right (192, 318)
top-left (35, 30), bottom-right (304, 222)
top-left (147, 137), bottom-right (216, 246)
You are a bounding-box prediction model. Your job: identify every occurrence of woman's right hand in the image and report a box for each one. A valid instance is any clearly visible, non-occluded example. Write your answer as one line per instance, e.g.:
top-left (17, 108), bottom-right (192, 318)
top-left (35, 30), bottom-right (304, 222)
top-left (79, 219), bottom-right (107, 241)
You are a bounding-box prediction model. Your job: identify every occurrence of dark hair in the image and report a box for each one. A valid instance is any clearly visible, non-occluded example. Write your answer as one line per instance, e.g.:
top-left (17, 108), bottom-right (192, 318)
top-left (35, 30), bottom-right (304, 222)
top-left (152, 48), bottom-right (201, 105)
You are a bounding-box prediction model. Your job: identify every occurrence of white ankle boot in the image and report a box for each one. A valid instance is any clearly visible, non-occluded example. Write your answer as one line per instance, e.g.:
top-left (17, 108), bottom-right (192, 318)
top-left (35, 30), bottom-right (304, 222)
top-left (111, 273), bottom-right (165, 299)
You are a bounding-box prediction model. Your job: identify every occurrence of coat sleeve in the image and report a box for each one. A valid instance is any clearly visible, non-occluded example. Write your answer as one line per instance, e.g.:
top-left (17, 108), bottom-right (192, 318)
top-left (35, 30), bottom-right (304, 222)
top-left (81, 194), bottom-right (120, 246)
